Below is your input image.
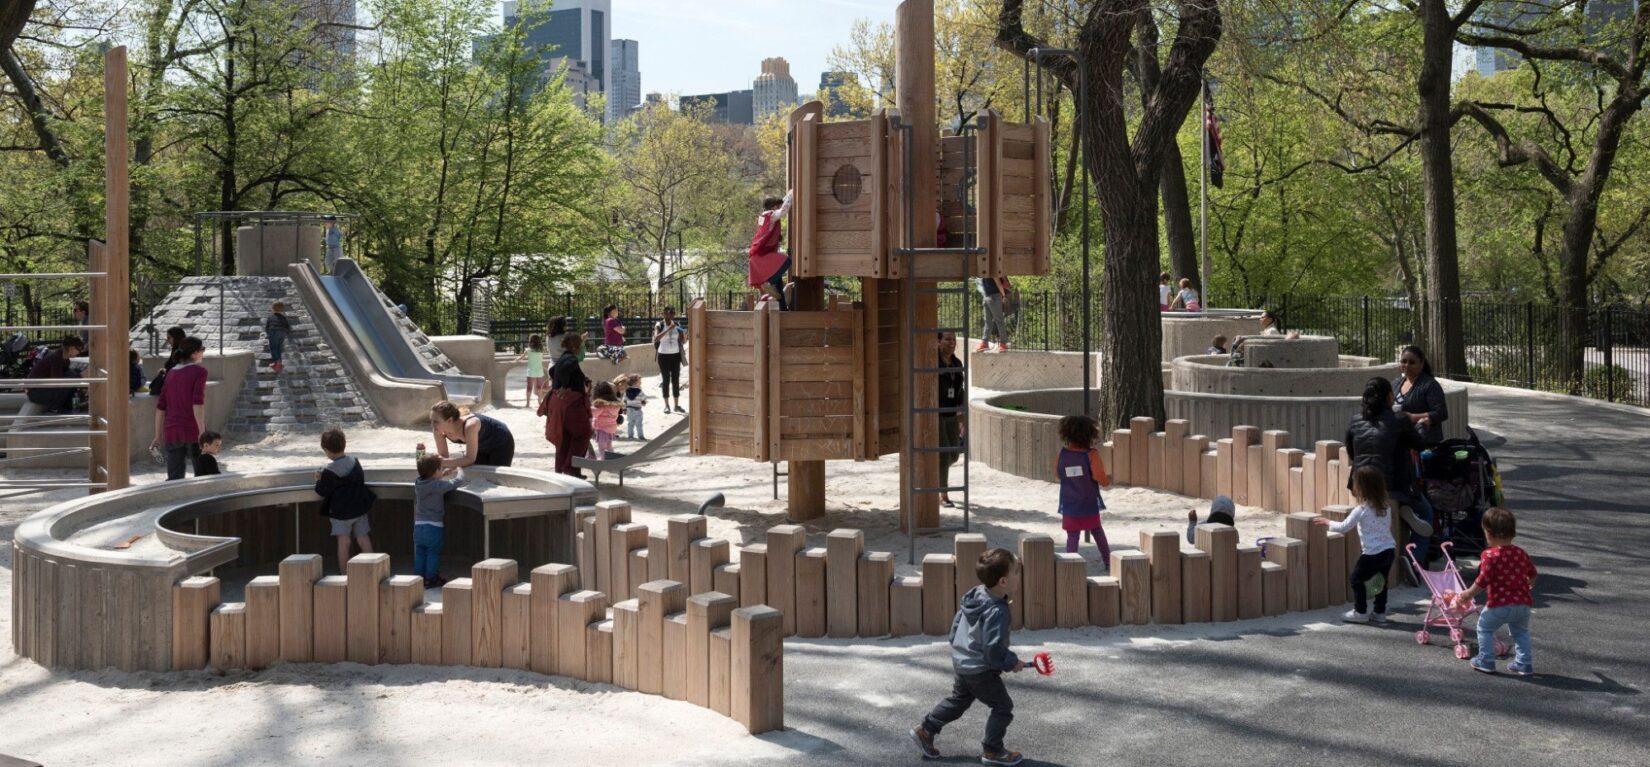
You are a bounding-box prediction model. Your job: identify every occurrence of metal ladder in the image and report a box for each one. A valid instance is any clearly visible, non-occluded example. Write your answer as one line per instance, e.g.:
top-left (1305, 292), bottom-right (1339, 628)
top-left (894, 116), bottom-right (986, 563)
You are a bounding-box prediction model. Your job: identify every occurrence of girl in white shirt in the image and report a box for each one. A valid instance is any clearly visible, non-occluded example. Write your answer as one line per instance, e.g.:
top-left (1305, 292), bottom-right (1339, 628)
top-left (1315, 465), bottom-right (1398, 623)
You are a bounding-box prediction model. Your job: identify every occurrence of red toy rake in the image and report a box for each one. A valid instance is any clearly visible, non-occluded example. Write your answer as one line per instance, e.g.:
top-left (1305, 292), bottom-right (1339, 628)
top-left (1032, 652), bottom-right (1054, 676)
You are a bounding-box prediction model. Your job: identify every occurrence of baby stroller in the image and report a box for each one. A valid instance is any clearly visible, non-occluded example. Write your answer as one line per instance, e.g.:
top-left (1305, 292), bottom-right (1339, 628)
top-left (1409, 541), bottom-right (1508, 660)
top-left (1418, 431), bottom-right (1503, 556)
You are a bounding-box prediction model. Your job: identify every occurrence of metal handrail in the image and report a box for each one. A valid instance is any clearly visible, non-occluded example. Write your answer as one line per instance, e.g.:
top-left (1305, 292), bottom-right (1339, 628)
top-left (0, 272), bottom-right (105, 279)
top-left (0, 325), bottom-right (107, 331)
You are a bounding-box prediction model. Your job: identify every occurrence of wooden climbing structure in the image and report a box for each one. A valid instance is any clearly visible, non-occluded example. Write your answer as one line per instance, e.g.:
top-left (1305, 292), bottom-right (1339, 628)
top-left (688, 0), bottom-right (1052, 532)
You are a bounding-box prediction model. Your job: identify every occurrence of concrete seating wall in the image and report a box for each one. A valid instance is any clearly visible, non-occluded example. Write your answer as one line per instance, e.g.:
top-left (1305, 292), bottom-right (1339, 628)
top-left (1171, 355), bottom-right (1398, 397)
top-left (1239, 335), bottom-right (1339, 369)
top-left (1161, 310), bottom-right (1263, 361)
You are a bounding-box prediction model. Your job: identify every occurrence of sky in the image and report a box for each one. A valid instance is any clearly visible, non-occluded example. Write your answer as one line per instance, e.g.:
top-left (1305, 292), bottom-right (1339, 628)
top-left (606, 0), bottom-right (894, 97)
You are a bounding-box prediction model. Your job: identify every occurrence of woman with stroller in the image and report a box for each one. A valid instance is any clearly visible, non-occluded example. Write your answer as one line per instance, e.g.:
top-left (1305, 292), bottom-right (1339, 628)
top-left (1394, 345), bottom-right (1449, 446)
top-left (1346, 377), bottom-right (1436, 582)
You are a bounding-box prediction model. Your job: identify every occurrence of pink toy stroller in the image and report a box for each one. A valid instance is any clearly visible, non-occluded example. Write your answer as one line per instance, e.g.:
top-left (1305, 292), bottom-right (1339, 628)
top-left (1409, 541), bottom-right (1508, 660)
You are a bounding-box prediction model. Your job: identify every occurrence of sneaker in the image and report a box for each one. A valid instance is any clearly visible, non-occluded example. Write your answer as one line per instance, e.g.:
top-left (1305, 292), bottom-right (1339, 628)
top-left (1342, 609), bottom-right (1370, 623)
top-left (995, 343), bottom-right (1009, 353)
top-left (1470, 657), bottom-right (1496, 674)
top-left (981, 749), bottom-right (1024, 766)
top-left (1370, 611), bottom-right (1388, 623)
top-left (908, 727), bottom-right (940, 759)
top-left (974, 342), bottom-right (990, 352)
top-left (1508, 662), bottom-right (1534, 676)
top-left (675, 405), bottom-right (687, 414)
top-left (429, 576), bottom-right (448, 589)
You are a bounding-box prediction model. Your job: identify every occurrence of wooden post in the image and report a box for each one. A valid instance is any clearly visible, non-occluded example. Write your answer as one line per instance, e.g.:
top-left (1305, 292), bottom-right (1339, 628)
top-left (637, 580), bottom-right (686, 693)
top-left (1326, 531), bottom-right (1348, 604)
top-left (1141, 530), bottom-right (1182, 624)
top-left (1165, 420), bottom-right (1188, 493)
top-left (687, 592), bottom-right (738, 707)
top-left (1201, 448), bottom-right (1218, 500)
top-left (529, 564), bottom-right (577, 675)
top-left (1183, 435), bottom-right (1209, 498)
top-left (691, 538), bottom-right (730, 597)
top-left (1236, 544), bottom-right (1263, 620)
top-left (1018, 534), bottom-right (1055, 630)
top-left (1261, 562), bottom-right (1287, 616)
top-left (1247, 444), bottom-right (1268, 512)
top-left (953, 533), bottom-right (987, 596)
top-left (379, 575), bottom-right (423, 665)
top-left (631, 550), bottom-right (652, 599)
top-left (921, 553), bottom-right (958, 635)
top-left (1215, 438), bottom-right (1234, 499)
top-left (500, 582), bottom-right (532, 670)
top-left (1110, 430), bottom-right (1133, 485)
top-left (1148, 431), bottom-right (1167, 490)
top-left (731, 605), bottom-right (785, 734)
top-left (766, 525), bottom-right (806, 635)
top-left (1087, 576), bottom-right (1120, 627)
top-left (586, 619), bottom-right (615, 684)
top-left (1275, 448), bottom-right (1304, 514)
top-left (312, 576), bottom-right (347, 664)
top-left (440, 578), bottom-right (474, 666)
top-left (1195, 524), bottom-right (1238, 622)
top-left (346, 553), bottom-right (391, 665)
top-left (895, 0), bottom-right (942, 532)
top-left (612, 599), bottom-right (640, 689)
top-left (714, 563), bottom-right (741, 601)
top-left (890, 576), bottom-right (924, 637)
top-left (100, 46), bottom-right (131, 493)
top-left (1055, 553), bottom-right (1087, 628)
top-left (647, 529), bottom-right (669, 582)
top-left (595, 500), bottom-right (631, 596)
top-left (1299, 454), bottom-right (1317, 515)
top-left (857, 551), bottom-right (894, 637)
top-left (1265, 537), bottom-right (1308, 612)
top-left (559, 590), bottom-right (606, 680)
top-left (1314, 441), bottom-right (1340, 511)
top-left (208, 602), bottom-right (246, 672)
top-left (709, 627), bottom-right (734, 715)
top-left (739, 544), bottom-right (769, 608)
top-left (662, 613), bottom-right (689, 699)
top-left (611, 522), bottom-right (648, 603)
top-left (412, 604), bottom-right (442, 665)
top-left (826, 529), bottom-right (863, 637)
top-left (795, 547), bottom-right (828, 638)
top-left (244, 576), bottom-right (281, 670)
top-left (1110, 552), bottom-right (1151, 625)
top-left (1286, 513), bottom-right (1329, 610)
top-left (1181, 550), bottom-right (1211, 624)
top-left (1129, 417), bottom-right (1154, 488)
top-left (575, 510), bottom-right (595, 588)
top-left (278, 554), bottom-right (322, 663)
top-left (1231, 426), bottom-right (1259, 504)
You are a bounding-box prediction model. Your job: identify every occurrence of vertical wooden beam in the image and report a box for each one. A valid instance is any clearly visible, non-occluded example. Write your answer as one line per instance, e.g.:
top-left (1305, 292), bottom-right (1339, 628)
top-left (689, 301), bottom-right (708, 454)
top-left (312, 576), bottom-right (347, 664)
top-left (789, 279), bottom-right (827, 521)
top-left (559, 590), bottom-right (606, 681)
top-left (1142, 530), bottom-right (1183, 625)
top-left (1196, 524), bottom-right (1238, 622)
top-left (667, 514), bottom-right (707, 584)
top-left (738, 544), bottom-right (769, 609)
top-left (708, 627), bottom-right (734, 716)
top-left (172, 576), bottom-right (220, 671)
top-left (594, 500), bottom-right (631, 597)
top-left (1182, 435), bottom-right (1209, 498)
top-left (529, 563), bottom-right (577, 676)
top-left (1087, 575), bottom-right (1120, 627)
top-left (501, 583), bottom-right (532, 671)
top-left (637, 580), bottom-right (686, 693)
top-left (1129, 417), bottom-right (1154, 488)
top-left (1181, 550), bottom-right (1212, 624)
top-left (857, 551), bottom-right (894, 637)
top-left (826, 529), bottom-right (863, 637)
top-left (278, 554), bottom-right (322, 663)
top-left (1287, 513), bottom-right (1329, 610)
top-left (244, 576), bottom-right (281, 670)
top-left (1215, 438), bottom-right (1234, 499)
top-left (953, 533), bottom-right (987, 597)
top-left (687, 592), bottom-right (738, 708)
top-left (1236, 544), bottom-right (1264, 620)
top-left (379, 575), bottom-right (423, 665)
top-left (611, 522), bottom-right (648, 603)
top-left (714, 563), bottom-right (741, 602)
top-left (662, 613), bottom-right (689, 699)
top-left (1018, 534), bottom-right (1056, 630)
top-left (411, 603), bottom-right (442, 665)
top-left (586, 619), bottom-right (614, 684)
top-left (1110, 552), bottom-right (1151, 625)
top-left (1265, 537), bottom-right (1308, 613)
top-left (731, 606), bottom-right (785, 734)
top-left (1230, 426), bottom-right (1259, 505)
top-left (1055, 553), bottom-right (1087, 628)
top-left (440, 578), bottom-right (473, 666)
top-left (766, 525), bottom-right (806, 634)
top-left (921, 553), bottom-right (958, 635)
top-left (100, 46), bottom-right (130, 493)
top-left (1110, 430), bottom-right (1133, 485)
top-left (611, 599), bottom-right (640, 689)
top-left (795, 547), bottom-right (828, 638)
top-left (890, 575), bottom-right (924, 637)
top-left (691, 538), bottom-right (730, 597)
top-left (1165, 420), bottom-right (1189, 494)
top-left (896, 0), bottom-right (940, 531)
top-left (346, 553), bottom-right (391, 665)
top-left (208, 603), bottom-right (246, 672)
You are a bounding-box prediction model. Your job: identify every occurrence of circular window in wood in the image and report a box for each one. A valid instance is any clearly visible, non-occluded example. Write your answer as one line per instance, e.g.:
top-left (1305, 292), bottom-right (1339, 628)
top-left (832, 164), bottom-right (863, 205)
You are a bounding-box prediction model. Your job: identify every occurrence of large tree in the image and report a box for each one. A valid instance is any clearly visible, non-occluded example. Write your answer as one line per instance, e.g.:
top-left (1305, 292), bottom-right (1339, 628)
top-left (997, 0), bottom-right (1222, 428)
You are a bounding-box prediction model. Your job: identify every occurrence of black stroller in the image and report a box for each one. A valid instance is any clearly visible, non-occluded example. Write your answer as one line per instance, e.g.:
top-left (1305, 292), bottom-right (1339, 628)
top-left (1417, 430), bottom-right (1504, 557)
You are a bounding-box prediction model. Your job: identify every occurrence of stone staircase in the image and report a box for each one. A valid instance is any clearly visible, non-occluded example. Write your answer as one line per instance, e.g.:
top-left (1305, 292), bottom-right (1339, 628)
top-left (372, 286), bottom-right (464, 375)
top-left (133, 277), bottom-right (377, 434)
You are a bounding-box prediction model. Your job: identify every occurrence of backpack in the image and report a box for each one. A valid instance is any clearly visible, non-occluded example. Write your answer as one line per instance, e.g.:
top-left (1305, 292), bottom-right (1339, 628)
top-left (148, 367), bottom-right (167, 398)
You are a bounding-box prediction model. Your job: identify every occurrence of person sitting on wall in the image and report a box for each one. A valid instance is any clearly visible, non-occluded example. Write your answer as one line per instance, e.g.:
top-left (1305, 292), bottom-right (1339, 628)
top-left (23, 336), bottom-right (84, 415)
top-left (1207, 335), bottom-right (1229, 355)
top-left (748, 190), bottom-right (794, 310)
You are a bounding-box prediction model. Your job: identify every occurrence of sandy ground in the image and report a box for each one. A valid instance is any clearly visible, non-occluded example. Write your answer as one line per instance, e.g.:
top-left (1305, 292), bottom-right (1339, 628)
top-left (0, 370), bottom-right (1289, 766)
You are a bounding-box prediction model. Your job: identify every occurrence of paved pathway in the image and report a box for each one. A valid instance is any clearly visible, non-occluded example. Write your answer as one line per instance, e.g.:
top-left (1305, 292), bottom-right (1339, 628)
top-left (757, 389), bottom-right (1649, 766)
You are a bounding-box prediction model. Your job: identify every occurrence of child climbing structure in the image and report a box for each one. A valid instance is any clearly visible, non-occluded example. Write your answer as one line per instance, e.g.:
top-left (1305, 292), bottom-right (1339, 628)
top-left (688, 0), bottom-right (1052, 533)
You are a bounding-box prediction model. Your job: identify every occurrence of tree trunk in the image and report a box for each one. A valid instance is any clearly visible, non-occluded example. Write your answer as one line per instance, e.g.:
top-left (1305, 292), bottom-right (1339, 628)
top-left (1095, 179), bottom-right (1167, 429)
top-left (1416, 0), bottom-right (1467, 379)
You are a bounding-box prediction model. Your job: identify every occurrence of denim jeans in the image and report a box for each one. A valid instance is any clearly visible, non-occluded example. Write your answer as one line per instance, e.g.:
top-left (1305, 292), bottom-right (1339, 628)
top-left (922, 670), bottom-right (1014, 753)
top-left (268, 330), bottom-right (287, 364)
top-left (413, 524), bottom-right (445, 581)
top-left (626, 408), bottom-right (644, 439)
top-left (1475, 604), bottom-right (1533, 668)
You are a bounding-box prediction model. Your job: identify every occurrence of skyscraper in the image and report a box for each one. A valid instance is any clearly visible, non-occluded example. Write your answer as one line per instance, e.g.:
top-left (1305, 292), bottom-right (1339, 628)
top-left (609, 39), bottom-right (641, 123)
top-left (752, 57), bottom-right (798, 120)
top-left (680, 90), bottom-right (754, 124)
top-left (502, 0), bottom-right (611, 116)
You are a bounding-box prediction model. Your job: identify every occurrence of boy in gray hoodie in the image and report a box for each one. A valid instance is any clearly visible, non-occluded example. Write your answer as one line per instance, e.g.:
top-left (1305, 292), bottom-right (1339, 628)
top-left (910, 547), bottom-right (1027, 766)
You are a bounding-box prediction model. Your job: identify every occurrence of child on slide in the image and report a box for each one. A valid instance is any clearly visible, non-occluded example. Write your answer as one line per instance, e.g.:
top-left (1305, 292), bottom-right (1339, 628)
top-left (749, 190), bottom-right (793, 310)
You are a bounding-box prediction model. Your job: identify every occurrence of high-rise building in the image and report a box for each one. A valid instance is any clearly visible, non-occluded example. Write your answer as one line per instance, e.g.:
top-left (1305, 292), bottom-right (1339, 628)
top-left (502, 0), bottom-right (611, 116)
top-left (291, 0), bottom-right (357, 82)
top-left (608, 39), bottom-right (641, 123)
top-left (752, 57), bottom-right (798, 120)
top-left (680, 90), bottom-right (754, 124)
top-left (819, 70), bottom-right (854, 117)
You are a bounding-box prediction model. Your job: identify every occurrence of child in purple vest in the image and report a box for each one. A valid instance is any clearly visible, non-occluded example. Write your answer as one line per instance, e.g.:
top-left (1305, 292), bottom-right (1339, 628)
top-left (1055, 415), bottom-right (1111, 563)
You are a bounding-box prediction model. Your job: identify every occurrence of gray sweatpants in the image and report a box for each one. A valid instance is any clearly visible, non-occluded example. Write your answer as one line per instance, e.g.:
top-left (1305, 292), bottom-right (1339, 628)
top-left (980, 295), bottom-right (1007, 344)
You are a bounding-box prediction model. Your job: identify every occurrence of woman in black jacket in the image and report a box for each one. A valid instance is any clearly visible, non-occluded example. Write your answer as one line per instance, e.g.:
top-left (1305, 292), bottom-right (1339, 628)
top-left (1346, 377), bottom-right (1436, 578)
top-left (538, 333), bottom-right (592, 477)
top-left (1394, 345), bottom-right (1448, 446)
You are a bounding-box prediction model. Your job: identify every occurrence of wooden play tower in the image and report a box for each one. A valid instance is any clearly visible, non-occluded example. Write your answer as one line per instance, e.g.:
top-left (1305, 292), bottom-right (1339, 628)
top-left (688, 1), bottom-right (1050, 535)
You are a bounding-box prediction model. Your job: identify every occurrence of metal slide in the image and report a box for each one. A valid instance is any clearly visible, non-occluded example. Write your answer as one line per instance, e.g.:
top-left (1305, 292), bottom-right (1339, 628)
top-left (313, 259), bottom-right (486, 404)
top-left (572, 416), bottom-right (690, 486)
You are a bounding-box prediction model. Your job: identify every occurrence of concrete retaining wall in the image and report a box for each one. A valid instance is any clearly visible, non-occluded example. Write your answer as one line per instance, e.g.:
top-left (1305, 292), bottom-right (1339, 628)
top-left (968, 349), bottom-right (1096, 392)
top-left (1162, 311), bottom-right (1262, 361)
top-left (1171, 355), bottom-right (1399, 397)
top-left (1241, 335), bottom-right (1339, 369)
top-left (1165, 384), bottom-right (1470, 446)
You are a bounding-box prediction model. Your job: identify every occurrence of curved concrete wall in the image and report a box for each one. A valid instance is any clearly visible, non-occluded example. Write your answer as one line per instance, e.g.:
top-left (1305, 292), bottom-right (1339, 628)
top-left (1241, 335), bottom-right (1339, 369)
top-left (1162, 311), bottom-right (1262, 361)
top-left (1165, 383), bottom-right (1470, 446)
top-left (1171, 356), bottom-right (1400, 397)
top-left (967, 348), bottom-right (1097, 392)
top-left (969, 389), bottom-right (1094, 480)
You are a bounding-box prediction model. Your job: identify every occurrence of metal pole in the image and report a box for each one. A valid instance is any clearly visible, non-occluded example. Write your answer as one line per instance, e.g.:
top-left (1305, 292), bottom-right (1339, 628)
top-left (1525, 302), bottom-right (1536, 388)
top-left (1362, 296), bottom-right (1371, 357)
top-left (1604, 305), bottom-right (1615, 402)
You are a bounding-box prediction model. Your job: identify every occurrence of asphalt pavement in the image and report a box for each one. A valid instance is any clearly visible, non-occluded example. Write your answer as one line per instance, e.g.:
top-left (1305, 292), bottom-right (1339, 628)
top-left (749, 389), bottom-right (1650, 767)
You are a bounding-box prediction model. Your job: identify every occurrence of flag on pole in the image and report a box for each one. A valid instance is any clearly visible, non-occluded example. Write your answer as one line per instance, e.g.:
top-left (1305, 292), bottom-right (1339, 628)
top-left (1203, 80), bottom-right (1225, 189)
